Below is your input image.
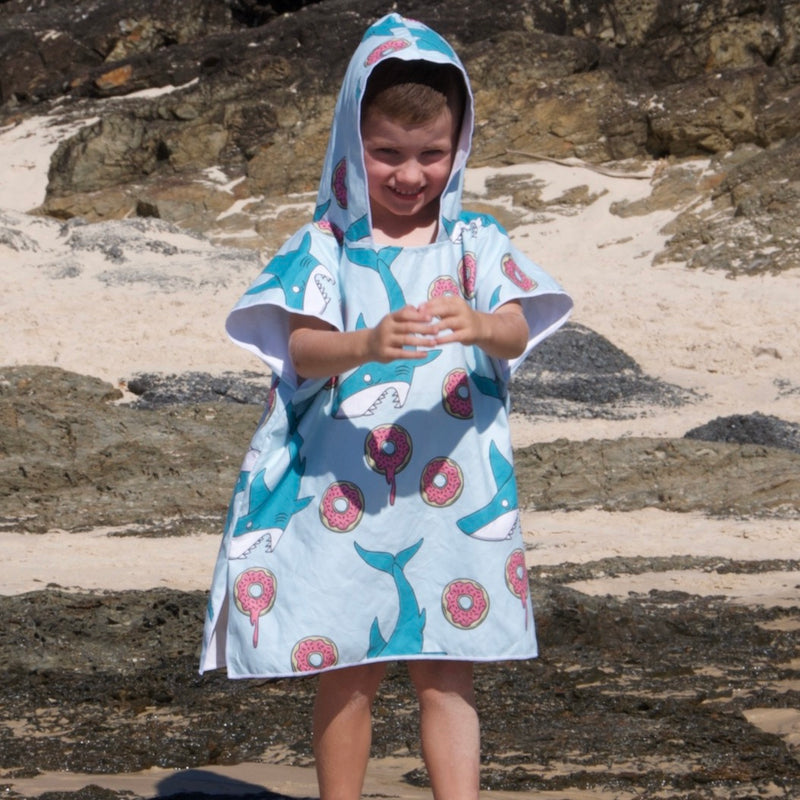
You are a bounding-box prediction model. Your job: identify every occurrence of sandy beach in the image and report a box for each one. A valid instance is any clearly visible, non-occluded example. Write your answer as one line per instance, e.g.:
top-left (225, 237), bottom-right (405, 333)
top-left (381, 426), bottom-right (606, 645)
top-left (1, 108), bottom-right (798, 798)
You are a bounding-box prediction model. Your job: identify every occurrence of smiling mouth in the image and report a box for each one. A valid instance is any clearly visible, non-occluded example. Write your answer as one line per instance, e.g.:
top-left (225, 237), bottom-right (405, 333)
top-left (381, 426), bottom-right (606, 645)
top-left (390, 187), bottom-right (423, 198)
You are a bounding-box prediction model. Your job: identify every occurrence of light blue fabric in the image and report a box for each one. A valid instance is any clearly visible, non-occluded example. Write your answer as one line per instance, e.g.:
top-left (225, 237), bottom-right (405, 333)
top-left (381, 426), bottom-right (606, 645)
top-left (200, 13), bottom-right (573, 678)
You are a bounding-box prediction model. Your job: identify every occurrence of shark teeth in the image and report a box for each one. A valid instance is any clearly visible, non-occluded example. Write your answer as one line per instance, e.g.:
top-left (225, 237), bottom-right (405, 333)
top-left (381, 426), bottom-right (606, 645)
top-left (313, 270), bottom-right (335, 304)
top-left (366, 386), bottom-right (401, 415)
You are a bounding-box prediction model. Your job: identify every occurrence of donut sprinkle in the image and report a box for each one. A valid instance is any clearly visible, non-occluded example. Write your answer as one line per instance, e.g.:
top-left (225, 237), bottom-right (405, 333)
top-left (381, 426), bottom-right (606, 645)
top-left (442, 368), bottom-right (473, 420)
top-left (502, 253), bottom-right (537, 291)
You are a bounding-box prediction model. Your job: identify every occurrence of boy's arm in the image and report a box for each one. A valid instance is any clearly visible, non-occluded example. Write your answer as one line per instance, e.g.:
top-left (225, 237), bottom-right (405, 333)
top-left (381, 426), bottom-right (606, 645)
top-left (288, 306), bottom-right (438, 380)
top-left (419, 297), bottom-right (528, 360)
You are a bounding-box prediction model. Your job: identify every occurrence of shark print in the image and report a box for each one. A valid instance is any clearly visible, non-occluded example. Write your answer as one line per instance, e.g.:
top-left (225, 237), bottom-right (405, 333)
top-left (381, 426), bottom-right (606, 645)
top-left (229, 433), bottom-right (314, 559)
top-left (457, 441), bottom-right (519, 541)
top-left (344, 244), bottom-right (405, 311)
top-left (245, 231), bottom-right (335, 316)
top-left (355, 539), bottom-right (426, 658)
top-left (332, 314), bottom-right (441, 418)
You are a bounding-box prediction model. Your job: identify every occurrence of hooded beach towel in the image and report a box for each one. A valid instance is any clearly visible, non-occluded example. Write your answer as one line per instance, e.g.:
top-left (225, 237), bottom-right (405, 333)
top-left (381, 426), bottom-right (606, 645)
top-left (200, 13), bottom-right (573, 678)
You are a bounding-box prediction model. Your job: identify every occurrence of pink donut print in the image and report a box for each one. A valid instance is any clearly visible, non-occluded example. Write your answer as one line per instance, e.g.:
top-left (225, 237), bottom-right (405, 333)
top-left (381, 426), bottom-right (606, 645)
top-left (291, 635), bottom-right (339, 672)
top-left (332, 158), bottom-right (348, 208)
top-left (505, 548), bottom-right (530, 627)
top-left (428, 275), bottom-right (460, 299)
top-left (364, 424), bottom-right (412, 505)
top-left (442, 579), bottom-right (490, 629)
top-left (319, 480), bottom-right (365, 532)
top-left (420, 456), bottom-right (463, 507)
top-left (458, 252), bottom-right (477, 299)
top-left (442, 368), bottom-right (473, 420)
top-left (313, 219), bottom-right (335, 236)
top-left (502, 253), bottom-right (537, 291)
top-left (365, 38), bottom-right (410, 66)
top-left (234, 567), bottom-right (277, 648)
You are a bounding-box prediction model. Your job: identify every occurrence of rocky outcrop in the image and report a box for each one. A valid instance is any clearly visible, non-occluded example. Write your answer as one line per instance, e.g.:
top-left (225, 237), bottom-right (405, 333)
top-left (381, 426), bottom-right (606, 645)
top-left (2, 361), bottom-right (797, 535)
top-left (1, 0), bottom-right (798, 269)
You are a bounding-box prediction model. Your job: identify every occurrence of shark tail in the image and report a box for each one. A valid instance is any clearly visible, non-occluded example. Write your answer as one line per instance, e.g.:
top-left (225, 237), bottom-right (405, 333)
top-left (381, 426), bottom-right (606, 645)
top-left (354, 539), bottom-right (424, 574)
top-left (354, 542), bottom-right (395, 574)
top-left (367, 617), bottom-right (387, 657)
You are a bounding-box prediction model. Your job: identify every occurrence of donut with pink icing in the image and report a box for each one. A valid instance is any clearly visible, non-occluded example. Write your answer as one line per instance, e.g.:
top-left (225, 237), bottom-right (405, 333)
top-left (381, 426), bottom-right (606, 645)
top-left (332, 158), bottom-right (348, 208)
top-left (505, 549), bottom-right (528, 601)
top-left (234, 567), bottom-right (277, 647)
top-left (458, 252), bottom-right (477, 299)
top-left (291, 635), bottom-right (339, 672)
top-left (420, 456), bottom-right (463, 507)
top-left (428, 275), bottom-right (460, 299)
top-left (441, 368), bottom-right (473, 420)
top-left (364, 424), bottom-right (412, 505)
top-left (502, 253), bottom-right (537, 291)
top-left (365, 38), bottom-right (410, 66)
top-left (505, 549), bottom-right (529, 627)
top-left (442, 579), bottom-right (490, 629)
top-left (319, 480), bottom-right (365, 532)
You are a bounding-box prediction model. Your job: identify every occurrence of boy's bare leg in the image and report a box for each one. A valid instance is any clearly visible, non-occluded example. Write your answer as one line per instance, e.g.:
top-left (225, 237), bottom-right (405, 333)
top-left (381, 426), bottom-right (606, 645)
top-left (407, 660), bottom-right (480, 800)
top-left (313, 662), bottom-right (387, 800)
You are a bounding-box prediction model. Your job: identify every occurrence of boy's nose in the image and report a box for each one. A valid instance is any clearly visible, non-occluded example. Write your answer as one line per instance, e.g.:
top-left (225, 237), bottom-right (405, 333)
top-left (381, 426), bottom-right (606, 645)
top-left (396, 159), bottom-right (423, 185)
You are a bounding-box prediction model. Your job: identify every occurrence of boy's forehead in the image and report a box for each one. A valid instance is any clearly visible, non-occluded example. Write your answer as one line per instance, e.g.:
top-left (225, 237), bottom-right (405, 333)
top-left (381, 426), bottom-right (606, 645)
top-left (361, 105), bottom-right (458, 138)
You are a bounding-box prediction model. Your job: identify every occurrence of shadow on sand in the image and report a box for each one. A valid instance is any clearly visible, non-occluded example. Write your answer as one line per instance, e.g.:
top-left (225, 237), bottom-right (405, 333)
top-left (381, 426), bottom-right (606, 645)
top-left (156, 768), bottom-right (316, 800)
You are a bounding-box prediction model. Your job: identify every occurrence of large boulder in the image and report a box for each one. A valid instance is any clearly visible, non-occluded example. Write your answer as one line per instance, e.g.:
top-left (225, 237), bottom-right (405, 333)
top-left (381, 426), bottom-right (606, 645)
top-left (0, 0), bottom-right (798, 261)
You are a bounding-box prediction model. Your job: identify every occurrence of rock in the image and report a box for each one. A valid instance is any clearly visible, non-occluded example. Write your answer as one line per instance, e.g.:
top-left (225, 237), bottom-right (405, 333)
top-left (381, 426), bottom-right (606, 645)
top-left (515, 436), bottom-right (800, 516)
top-left (685, 412), bottom-right (800, 454)
top-left (126, 370), bottom-right (270, 407)
top-left (0, 0), bottom-right (796, 241)
top-left (2, 365), bottom-right (796, 535)
top-left (656, 136), bottom-right (800, 275)
top-left (0, 365), bottom-right (260, 533)
top-left (511, 322), bottom-right (695, 418)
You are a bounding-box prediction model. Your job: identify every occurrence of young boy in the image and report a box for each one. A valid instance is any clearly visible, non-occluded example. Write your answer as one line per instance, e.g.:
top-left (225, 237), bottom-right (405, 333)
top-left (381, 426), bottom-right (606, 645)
top-left (200, 14), bottom-right (573, 800)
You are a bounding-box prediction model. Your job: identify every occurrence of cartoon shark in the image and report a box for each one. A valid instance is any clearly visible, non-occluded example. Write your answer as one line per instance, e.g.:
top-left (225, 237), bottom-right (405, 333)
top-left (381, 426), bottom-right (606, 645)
top-left (245, 230), bottom-right (335, 316)
top-left (355, 539), bottom-right (426, 658)
top-left (344, 244), bottom-right (405, 311)
top-left (229, 435), bottom-right (313, 558)
top-left (332, 314), bottom-right (441, 418)
top-left (344, 214), bottom-right (371, 243)
top-left (457, 441), bottom-right (519, 541)
top-left (468, 366), bottom-right (505, 401)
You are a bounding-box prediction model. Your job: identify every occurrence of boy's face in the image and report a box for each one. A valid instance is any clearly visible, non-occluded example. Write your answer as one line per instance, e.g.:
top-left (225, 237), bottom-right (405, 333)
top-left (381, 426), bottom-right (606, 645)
top-left (361, 105), bottom-right (458, 237)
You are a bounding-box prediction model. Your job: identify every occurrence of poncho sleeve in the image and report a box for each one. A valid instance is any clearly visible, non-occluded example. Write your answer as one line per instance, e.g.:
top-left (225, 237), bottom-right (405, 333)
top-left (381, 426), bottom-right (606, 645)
top-left (224, 225), bottom-right (344, 387)
top-left (471, 214), bottom-right (573, 380)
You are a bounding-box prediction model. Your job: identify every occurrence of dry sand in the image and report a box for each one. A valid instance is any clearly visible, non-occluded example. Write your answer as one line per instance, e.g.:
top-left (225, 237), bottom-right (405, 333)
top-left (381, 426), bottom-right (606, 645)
top-left (1, 113), bottom-right (798, 797)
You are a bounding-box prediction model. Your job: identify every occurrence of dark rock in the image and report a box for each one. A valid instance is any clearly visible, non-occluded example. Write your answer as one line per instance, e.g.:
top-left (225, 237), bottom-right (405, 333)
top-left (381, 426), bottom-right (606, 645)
top-left (511, 322), bottom-right (695, 418)
top-left (0, 584), bottom-right (797, 796)
top-left (685, 412), bottom-right (800, 454)
top-left (126, 370), bottom-right (270, 407)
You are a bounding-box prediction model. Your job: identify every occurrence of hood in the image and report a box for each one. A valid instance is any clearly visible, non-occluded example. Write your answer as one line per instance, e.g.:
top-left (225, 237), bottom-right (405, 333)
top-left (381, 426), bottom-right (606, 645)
top-left (312, 13), bottom-right (475, 246)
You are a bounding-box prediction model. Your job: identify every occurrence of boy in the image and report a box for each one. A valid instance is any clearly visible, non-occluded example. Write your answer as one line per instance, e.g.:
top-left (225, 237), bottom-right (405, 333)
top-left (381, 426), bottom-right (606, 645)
top-left (201, 14), bottom-right (573, 800)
